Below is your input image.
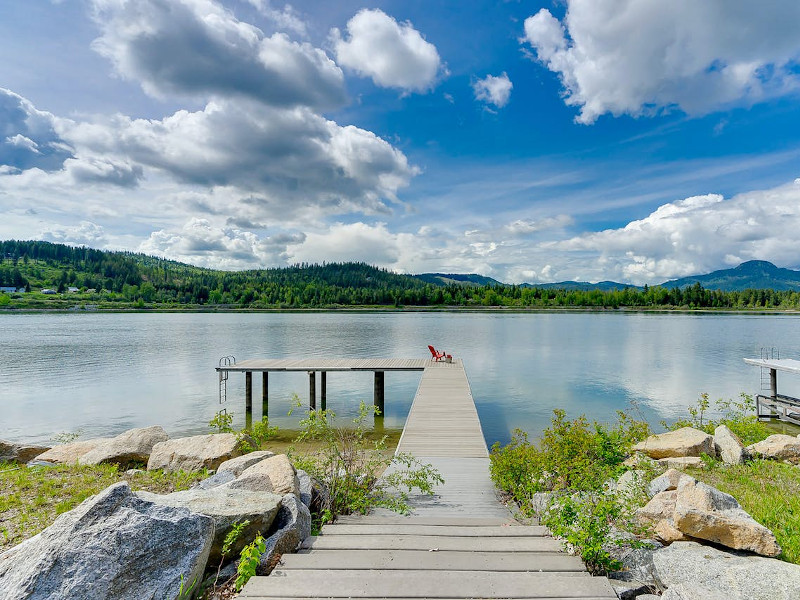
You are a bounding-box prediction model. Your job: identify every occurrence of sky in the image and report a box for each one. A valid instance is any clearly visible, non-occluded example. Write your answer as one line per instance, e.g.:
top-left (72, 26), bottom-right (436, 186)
top-left (2, 0), bottom-right (800, 285)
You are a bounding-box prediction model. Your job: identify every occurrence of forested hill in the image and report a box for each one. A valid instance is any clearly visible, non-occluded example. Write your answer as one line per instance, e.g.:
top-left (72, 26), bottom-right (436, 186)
top-left (3, 240), bottom-right (800, 310)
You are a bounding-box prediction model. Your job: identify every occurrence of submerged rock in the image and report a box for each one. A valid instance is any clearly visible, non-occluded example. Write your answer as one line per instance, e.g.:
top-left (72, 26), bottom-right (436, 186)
top-left (0, 482), bottom-right (214, 600)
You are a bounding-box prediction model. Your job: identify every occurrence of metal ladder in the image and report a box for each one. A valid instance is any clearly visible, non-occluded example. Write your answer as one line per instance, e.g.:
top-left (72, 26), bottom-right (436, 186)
top-left (218, 355), bottom-right (236, 408)
top-left (760, 347), bottom-right (779, 391)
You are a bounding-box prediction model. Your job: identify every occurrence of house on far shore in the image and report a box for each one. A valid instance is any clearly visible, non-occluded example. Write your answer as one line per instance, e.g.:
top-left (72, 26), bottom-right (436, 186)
top-left (67, 287), bottom-right (80, 293)
top-left (41, 289), bottom-right (57, 295)
top-left (0, 286), bottom-right (17, 294)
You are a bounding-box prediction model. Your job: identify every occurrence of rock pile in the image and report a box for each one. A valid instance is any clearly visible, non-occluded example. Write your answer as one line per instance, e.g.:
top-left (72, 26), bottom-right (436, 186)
top-left (0, 437), bottom-right (316, 600)
top-left (608, 425), bottom-right (800, 599)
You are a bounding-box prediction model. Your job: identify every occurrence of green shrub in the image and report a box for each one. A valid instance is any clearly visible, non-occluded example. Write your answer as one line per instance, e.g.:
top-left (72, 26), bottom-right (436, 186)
top-left (541, 493), bottom-right (623, 575)
top-left (290, 402), bottom-right (443, 523)
top-left (667, 393), bottom-right (771, 445)
top-left (490, 409), bottom-right (650, 515)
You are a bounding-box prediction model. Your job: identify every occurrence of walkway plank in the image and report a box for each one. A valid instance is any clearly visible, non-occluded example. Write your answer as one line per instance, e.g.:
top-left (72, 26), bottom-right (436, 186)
top-left (241, 359), bottom-right (616, 599)
top-left (240, 571), bottom-right (613, 598)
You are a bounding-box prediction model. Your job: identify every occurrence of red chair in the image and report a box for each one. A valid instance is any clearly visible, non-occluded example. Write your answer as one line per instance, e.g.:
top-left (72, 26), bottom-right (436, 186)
top-left (428, 345), bottom-right (452, 362)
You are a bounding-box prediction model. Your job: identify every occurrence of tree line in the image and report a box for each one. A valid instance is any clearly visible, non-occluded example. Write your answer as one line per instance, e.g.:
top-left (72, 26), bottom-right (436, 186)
top-left (2, 240), bottom-right (800, 309)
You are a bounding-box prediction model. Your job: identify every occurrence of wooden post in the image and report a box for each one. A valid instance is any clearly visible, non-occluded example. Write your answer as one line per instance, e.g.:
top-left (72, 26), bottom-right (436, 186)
top-left (321, 371), bottom-right (327, 411)
top-left (262, 372), bottom-right (268, 418)
top-left (770, 368), bottom-right (778, 399)
top-left (245, 371), bottom-right (253, 415)
top-left (374, 371), bottom-right (385, 416)
top-left (309, 371), bottom-right (316, 410)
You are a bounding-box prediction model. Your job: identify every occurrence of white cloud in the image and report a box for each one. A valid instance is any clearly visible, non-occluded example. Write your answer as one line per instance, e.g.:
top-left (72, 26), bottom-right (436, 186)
top-left (40, 221), bottom-right (108, 246)
top-left (90, 0), bottom-right (345, 109)
top-left (522, 1), bottom-right (800, 123)
top-left (243, 0), bottom-right (307, 36)
top-left (331, 9), bottom-right (443, 92)
top-left (139, 218), bottom-right (305, 268)
top-left (62, 98), bottom-right (418, 214)
top-left (549, 180), bottom-right (800, 283)
top-left (473, 72), bottom-right (513, 109)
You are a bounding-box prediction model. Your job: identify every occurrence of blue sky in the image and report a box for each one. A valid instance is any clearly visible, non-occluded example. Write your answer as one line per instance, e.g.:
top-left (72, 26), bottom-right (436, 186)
top-left (2, 0), bottom-right (800, 284)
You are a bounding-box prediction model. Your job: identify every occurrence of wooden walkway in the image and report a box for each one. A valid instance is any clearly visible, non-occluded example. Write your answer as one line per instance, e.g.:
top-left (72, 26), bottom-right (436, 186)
top-left (241, 359), bottom-right (616, 599)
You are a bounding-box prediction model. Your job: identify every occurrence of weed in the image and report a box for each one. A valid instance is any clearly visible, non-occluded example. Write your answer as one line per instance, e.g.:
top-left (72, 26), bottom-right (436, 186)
top-left (235, 534), bottom-right (266, 591)
top-left (666, 393), bottom-right (771, 445)
top-left (208, 410), bottom-right (234, 433)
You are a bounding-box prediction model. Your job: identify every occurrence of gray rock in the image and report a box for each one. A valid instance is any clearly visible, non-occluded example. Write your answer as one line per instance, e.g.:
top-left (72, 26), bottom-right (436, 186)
top-left (136, 486), bottom-right (282, 565)
top-left (225, 453), bottom-right (299, 496)
top-left (33, 438), bottom-right (110, 464)
top-left (608, 578), bottom-right (652, 600)
top-left (747, 434), bottom-right (800, 464)
top-left (79, 426), bottom-right (168, 469)
top-left (714, 424), bottom-right (747, 465)
top-left (216, 450), bottom-right (275, 477)
top-left (637, 596), bottom-right (661, 600)
top-left (657, 456), bottom-right (704, 468)
top-left (0, 440), bottom-right (50, 465)
top-left (296, 469), bottom-right (313, 507)
top-left (609, 545), bottom-right (660, 586)
top-left (530, 492), bottom-right (557, 516)
top-left (661, 583), bottom-right (728, 600)
top-left (674, 475), bottom-right (780, 556)
top-left (197, 470), bottom-right (236, 490)
top-left (633, 428), bottom-right (716, 459)
top-left (0, 482), bottom-right (213, 600)
top-left (653, 540), bottom-right (800, 600)
top-left (647, 468), bottom-right (683, 497)
top-left (147, 433), bottom-right (243, 472)
top-left (257, 493), bottom-right (312, 574)
top-left (616, 470), bottom-right (644, 498)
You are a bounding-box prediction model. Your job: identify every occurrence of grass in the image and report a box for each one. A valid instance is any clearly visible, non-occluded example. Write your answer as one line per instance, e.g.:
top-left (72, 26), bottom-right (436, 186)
top-left (687, 459), bottom-right (800, 564)
top-left (0, 462), bottom-right (208, 551)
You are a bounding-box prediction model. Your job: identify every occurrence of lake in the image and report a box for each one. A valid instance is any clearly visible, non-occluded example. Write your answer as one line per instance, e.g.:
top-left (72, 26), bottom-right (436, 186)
top-left (2, 311), bottom-right (800, 446)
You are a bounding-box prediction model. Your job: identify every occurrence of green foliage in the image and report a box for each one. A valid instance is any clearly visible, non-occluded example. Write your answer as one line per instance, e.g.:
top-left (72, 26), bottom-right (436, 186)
top-left (237, 416), bottom-right (278, 452)
top-left (490, 410), bottom-right (650, 517)
top-left (235, 534), bottom-right (266, 592)
top-left (667, 393), bottom-right (771, 445)
top-left (291, 402), bottom-right (443, 522)
top-left (541, 493), bottom-right (623, 575)
top-left (176, 574), bottom-right (197, 599)
top-left (214, 519), bottom-right (250, 588)
top-left (208, 410), bottom-right (234, 433)
top-left (5, 240), bottom-right (800, 310)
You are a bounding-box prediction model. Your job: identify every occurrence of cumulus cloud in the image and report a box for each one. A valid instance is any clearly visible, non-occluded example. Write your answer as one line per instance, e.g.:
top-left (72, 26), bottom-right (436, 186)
top-left (332, 9), bottom-right (443, 92)
top-left (40, 221), bottom-right (108, 246)
top-left (0, 88), bottom-right (74, 172)
top-left (521, 1), bottom-right (800, 123)
top-left (139, 218), bottom-right (306, 268)
top-left (90, 0), bottom-right (345, 109)
top-left (473, 72), bottom-right (513, 109)
top-left (63, 98), bottom-right (418, 214)
top-left (549, 180), bottom-right (800, 283)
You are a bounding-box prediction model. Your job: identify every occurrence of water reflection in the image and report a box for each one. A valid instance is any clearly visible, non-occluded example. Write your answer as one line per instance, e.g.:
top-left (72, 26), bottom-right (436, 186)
top-left (2, 312), bottom-right (800, 446)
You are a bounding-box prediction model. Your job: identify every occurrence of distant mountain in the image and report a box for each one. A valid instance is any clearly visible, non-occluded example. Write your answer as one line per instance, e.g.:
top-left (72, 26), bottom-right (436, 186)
top-left (414, 273), bottom-right (504, 286)
top-left (522, 280), bottom-right (642, 291)
top-left (662, 260), bottom-right (800, 291)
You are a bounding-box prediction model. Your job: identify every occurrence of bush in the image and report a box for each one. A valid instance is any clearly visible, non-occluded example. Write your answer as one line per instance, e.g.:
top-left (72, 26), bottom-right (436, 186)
top-left (291, 402), bottom-right (443, 526)
top-left (667, 393), bottom-right (771, 445)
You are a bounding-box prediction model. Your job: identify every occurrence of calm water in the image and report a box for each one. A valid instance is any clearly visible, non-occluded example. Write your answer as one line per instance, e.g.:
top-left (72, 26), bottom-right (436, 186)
top-left (2, 311), bottom-right (800, 446)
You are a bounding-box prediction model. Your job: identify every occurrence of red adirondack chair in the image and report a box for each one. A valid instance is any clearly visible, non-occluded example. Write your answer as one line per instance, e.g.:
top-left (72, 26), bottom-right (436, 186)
top-left (428, 345), bottom-right (452, 362)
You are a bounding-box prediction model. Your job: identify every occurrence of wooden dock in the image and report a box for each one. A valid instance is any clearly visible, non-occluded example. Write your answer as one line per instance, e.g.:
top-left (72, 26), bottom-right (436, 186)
top-left (240, 358), bottom-right (616, 599)
top-left (744, 357), bottom-right (800, 425)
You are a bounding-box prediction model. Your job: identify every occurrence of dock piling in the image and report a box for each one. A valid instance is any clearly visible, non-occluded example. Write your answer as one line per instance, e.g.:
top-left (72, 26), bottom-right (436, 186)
top-left (321, 371), bottom-right (327, 411)
top-left (245, 371), bottom-right (253, 415)
top-left (262, 372), bottom-right (268, 418)
top-left (374, 371), bottom-right (385, 415)
top-left (770, 369), bottom-right (778, 398)
top-left (309, 371), bottom-right (316, 410)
